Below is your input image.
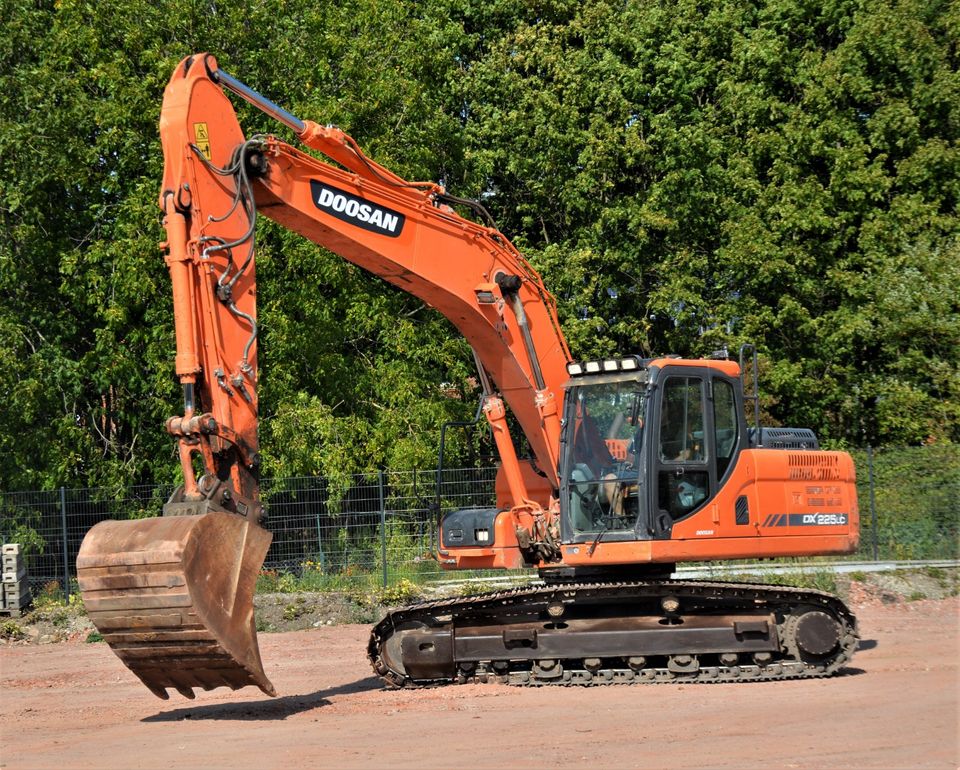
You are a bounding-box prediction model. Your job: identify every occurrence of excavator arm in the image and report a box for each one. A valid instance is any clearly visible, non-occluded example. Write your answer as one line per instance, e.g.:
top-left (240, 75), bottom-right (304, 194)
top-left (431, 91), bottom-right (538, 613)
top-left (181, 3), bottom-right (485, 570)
top-left (161, 53), bottom-right (570, 513)
top-left (77, 54), bottom-right (571, 699)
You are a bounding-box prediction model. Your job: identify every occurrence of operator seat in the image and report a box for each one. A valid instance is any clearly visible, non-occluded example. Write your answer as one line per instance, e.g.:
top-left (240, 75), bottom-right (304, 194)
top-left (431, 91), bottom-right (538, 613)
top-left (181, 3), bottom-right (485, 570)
top-left (570, 463), bottom-right (597, 532)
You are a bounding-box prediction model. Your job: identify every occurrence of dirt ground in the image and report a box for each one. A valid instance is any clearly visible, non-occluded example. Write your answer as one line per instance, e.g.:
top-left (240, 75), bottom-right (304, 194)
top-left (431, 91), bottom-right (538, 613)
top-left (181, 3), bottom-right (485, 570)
top-left (1, 593), bottom-right (957, 770)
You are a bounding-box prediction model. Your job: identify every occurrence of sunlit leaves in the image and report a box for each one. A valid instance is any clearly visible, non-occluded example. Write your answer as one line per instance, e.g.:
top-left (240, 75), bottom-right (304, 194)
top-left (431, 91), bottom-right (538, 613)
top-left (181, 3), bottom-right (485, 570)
top-left (1, 0), bottom-right (956, 496)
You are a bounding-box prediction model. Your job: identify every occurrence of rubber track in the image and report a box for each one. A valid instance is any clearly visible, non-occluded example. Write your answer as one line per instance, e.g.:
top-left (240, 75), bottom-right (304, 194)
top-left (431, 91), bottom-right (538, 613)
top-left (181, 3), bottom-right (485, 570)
top-left (367, 580), bottom-right (859, 688)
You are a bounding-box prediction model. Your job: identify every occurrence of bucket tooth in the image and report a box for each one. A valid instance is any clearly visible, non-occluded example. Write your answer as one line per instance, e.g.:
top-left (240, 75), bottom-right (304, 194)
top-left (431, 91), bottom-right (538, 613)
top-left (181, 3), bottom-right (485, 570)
top-left (146, 683), bottom-right (170, 700)
top-left (77, 512), bottom-right (275, 699)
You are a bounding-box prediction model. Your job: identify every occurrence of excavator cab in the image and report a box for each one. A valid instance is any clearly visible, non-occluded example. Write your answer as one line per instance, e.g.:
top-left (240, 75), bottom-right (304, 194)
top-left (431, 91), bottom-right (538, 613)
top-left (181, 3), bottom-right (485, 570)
top-left (559, 356), bottom-right (751, 544)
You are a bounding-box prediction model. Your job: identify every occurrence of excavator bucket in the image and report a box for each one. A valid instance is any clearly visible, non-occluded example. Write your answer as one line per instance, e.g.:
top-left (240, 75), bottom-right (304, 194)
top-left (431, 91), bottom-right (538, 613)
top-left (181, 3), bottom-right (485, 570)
top-left (77, 513), bottom-right (275, 699)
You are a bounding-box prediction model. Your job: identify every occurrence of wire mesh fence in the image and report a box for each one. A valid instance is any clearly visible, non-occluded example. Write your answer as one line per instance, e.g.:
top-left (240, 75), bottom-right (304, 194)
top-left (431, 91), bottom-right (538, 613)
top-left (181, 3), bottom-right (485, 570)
top-left (0, 466), bottom-right (506, 596)
top-left (1, 445), bottom-right (956, 597)
top-left (257, 466), bottom-right (500, 590)
top-left (850, 445), bottom-right (959, 563)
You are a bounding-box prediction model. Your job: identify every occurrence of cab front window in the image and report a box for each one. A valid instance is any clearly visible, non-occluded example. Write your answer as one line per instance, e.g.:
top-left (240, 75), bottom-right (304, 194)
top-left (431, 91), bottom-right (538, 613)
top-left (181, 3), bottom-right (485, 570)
top-left (565, 382), bottom-right (646, 534)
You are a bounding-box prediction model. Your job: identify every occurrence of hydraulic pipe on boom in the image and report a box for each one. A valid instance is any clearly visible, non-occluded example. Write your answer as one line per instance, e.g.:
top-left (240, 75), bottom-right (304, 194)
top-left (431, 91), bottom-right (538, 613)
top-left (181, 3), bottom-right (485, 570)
top-left (213, 68), bottom-right (306, 134)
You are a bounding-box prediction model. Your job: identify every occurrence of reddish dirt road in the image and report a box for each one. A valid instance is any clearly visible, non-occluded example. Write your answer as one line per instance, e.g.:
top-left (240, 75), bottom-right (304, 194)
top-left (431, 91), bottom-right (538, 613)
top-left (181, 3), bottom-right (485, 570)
top-left (2, 597), bottom-right (957, 770)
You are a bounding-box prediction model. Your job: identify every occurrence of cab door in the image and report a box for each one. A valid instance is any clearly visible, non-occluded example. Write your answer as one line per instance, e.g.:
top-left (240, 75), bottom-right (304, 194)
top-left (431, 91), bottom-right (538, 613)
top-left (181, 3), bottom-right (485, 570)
top-left (650, 367), bottom-right (741, 537)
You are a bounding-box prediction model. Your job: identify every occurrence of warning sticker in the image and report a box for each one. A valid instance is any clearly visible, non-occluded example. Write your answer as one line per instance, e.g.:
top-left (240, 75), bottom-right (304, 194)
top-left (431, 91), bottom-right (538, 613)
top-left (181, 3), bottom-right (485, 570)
top-left (193, 122), bottom-right (211, 158)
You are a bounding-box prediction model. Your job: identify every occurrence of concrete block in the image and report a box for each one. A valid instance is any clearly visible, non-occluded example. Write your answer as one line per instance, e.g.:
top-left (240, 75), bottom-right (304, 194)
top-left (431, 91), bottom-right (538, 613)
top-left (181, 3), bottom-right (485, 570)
top-left (2, 544), bottom-right (21, 556)
top-left (2, 566), bottom-right (27, 583)
top-left (4, 592), bottom-right (30, 610)
top-left (3, 582), bottom-right (29, 600)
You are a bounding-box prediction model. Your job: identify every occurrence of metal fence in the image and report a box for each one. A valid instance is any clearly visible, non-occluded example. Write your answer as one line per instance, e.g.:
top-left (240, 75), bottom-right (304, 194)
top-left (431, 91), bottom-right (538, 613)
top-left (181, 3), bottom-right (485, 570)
top-left (0, 466), bottom-right (502, 597)
top-left (1, 445), bottom-right (957, 597)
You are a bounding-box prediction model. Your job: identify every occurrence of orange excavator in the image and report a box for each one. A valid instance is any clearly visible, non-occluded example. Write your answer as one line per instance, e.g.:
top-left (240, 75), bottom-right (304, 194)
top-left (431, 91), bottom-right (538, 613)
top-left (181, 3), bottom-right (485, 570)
top-left (77, 55), bottom-right (859, 699)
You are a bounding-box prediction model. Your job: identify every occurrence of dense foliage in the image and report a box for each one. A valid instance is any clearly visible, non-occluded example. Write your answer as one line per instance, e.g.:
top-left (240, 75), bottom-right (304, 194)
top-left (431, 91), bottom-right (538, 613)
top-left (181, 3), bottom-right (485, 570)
top-left (1, 0), bottom-right (957, 492)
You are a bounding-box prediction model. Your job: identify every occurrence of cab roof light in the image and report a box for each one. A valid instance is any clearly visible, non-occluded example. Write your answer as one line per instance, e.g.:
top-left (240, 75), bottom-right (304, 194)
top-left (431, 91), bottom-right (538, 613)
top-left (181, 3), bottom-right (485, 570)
top-left (568, 357), bottom-right (643, 377)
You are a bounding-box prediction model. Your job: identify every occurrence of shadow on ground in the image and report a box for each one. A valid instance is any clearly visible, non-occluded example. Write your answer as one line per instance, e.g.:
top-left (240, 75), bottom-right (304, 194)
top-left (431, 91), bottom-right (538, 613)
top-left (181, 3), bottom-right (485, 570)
top-left (142, 676), bottom-right (382, 722)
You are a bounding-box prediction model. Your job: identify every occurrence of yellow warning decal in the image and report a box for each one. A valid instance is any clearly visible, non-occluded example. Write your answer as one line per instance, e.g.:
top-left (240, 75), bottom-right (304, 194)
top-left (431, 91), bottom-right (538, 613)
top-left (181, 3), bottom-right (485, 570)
top-left (193, 122), bottom-right (211, 158)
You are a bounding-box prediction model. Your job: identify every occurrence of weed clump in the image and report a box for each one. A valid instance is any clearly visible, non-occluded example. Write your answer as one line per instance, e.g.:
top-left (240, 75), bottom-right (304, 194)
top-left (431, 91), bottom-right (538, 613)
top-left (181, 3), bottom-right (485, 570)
top-left (282, 596), bottom-right (309, 621)
top-left (1, 619), bottom-right (25, 641)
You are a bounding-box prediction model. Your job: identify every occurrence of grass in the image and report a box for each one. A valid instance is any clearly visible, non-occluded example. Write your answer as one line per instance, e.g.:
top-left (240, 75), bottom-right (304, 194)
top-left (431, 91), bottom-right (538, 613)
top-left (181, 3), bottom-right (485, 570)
top-left (255, 615), bottom-right (273, 633)
top-left (23, 580), bottom-right (74, 624)
top-left (282, 597), bottom-right (309, 621)
top-left (255, 566), bottom-right (426, 613)
top-left (255, 565), bottom-right (429, 603)
top-left (922, 566), bottom-right (947, 582)
top-left (370, 578), bottom-right (423, 606)
top-left (1, 619), bottom-right (25, 641)
top-left (256, 568), bottom-right (379, 594)
top-left (453, 580), bottom-right (510, 596)
top-left (49, 608), bottom-right (70, 628)
top-left (724, 569), bottom-right (839, 595)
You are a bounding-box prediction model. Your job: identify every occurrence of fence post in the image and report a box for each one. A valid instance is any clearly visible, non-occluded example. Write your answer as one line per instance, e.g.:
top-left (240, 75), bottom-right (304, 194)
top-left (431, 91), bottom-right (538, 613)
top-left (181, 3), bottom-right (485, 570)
top-left (867, 446), bottom-right (878, 561)
top-left (314, 514), bottom-right (326, 572)
top-left (379, 470), bottom-right (387, 589)
top-left (59, 486), bottom-right (70, 601)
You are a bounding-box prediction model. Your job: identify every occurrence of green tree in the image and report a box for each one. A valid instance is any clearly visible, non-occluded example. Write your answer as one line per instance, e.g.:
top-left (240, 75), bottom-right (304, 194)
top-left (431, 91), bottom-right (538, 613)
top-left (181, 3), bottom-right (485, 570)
top-left (0, 0), bottom-right (481, 492)
top-left (1, 0), bottom-right (957, 498)
top-left (454, 0), bottom-right (959, 445)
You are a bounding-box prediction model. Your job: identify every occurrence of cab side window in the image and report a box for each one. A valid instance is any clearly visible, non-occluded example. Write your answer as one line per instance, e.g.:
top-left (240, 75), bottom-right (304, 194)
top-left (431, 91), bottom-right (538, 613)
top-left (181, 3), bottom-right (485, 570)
top-left (659, 377), bottom-right (706, 463)
top-left (713, 379), bottom-right (738, 479)
top-left (657, 376), bottom-right (709, 520)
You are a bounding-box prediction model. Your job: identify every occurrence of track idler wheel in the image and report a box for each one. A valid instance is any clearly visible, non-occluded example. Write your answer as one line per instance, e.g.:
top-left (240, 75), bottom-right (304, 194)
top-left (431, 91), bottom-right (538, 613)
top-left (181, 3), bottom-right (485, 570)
top-left (793, 611), bottom-right (841, 656)
top-left (784, 607), bottom-right (844, 668)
